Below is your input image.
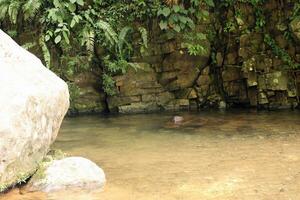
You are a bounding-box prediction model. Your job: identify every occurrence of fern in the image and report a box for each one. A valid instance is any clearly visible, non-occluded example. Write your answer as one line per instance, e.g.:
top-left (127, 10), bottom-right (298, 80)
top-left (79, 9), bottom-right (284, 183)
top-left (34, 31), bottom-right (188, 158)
top-left (86, 29), bottom-right (95, 61)
top-left (39, 36), bottom-right (51, 68)
top-left (0, 0), bottom-right (43, 23)
top-left (138, 27), bottom-right (148, 54)
top-left (22, 42), bottom-right (37, 50)
top-left (95, 19), bottom-right (118, 47)
top-left (8, 0), bottom-right (21, 24)
top-left (128, 62), bottom-right (150, 72)
top-left (117, 26), bottom-right (132, 59)
top-left (0, 0), bottom-right (10, 21)
top-left (79, 24), bottom-right (95, 61)
top-left (139, 27), bottom-right (148, 48)
top-left (23, 0), bottom-right (42, 21)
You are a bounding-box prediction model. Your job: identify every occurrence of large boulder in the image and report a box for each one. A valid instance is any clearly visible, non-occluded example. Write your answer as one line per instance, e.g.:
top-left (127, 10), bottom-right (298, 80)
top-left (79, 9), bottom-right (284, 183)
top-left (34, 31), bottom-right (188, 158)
top-left (0, 30), bottom-right (69, 191)
top-left (25, 157), bottom-right (106, 192)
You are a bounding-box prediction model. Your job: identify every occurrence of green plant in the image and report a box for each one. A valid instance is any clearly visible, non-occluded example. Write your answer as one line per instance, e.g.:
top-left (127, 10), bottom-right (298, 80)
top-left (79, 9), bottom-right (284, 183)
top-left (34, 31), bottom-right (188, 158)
top-left (254, 6), bottom-right (265, 31)
top-left (157, 5), bottom-right (195, 32)
top-left (224, 20), bottom-right (236, 33)
top-left (157, 0), bottom-right (213, 33)
top-left (0, 184), bottom-right (8, 193)
top-left (102, 73), bottom-right (117, 96)
top-left (264, 34), bottom-right (300, 69)
top-left (0, 0), bottom-right (42, 24)
top-left (291, 2), bottom-right (300, 20)
top-left (183, 32), bottom-right (208, 56)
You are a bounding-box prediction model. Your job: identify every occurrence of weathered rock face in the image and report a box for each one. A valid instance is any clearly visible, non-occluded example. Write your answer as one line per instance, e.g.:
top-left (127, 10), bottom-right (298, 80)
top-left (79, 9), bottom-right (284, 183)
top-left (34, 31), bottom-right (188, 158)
top-left (159, 50), bottom-right (208, 91)
top-left (26, 157), bottom-right (106, 192)
top-left (0, 30), bottom-right (69, 191)
top-left (107, 30), bottom-right (211, 113)
top-left (68, 72), bottom-right (107, 115)
top-left (107, 66), bottom-right (175, 113)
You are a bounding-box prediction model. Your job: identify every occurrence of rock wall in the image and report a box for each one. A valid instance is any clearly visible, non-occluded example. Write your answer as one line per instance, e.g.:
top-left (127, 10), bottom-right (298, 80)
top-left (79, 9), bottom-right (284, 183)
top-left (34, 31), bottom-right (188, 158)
top-left (107, 1), bottom-right (300, 113)
top-left (104, 1), bottom-right (300, 112)
top-left (8, 0), bottom-right (300, 114)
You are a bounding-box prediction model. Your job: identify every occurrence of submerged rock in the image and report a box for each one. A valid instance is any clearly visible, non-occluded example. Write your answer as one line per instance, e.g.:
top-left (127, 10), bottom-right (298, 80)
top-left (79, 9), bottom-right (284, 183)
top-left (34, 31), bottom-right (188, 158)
top-left (0, 30), bottom-right (69, 191)
top-left (26, 157), bottom-right (106, 192)
top-left (173, 116), bottom-right (184, 124)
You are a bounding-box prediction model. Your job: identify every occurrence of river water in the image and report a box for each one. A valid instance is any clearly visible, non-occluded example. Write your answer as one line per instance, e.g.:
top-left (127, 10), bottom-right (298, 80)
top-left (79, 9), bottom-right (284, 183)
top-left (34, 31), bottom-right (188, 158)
top-left (1, 110), bottom-right (300, 200)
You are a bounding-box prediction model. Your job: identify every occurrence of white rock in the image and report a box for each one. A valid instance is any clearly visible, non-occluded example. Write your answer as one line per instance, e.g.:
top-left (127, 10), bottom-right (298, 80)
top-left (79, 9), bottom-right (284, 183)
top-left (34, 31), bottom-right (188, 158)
top-left (0, 30), bottom-right (69, 190)
top-left (26, 157), bottom-right (106, 192)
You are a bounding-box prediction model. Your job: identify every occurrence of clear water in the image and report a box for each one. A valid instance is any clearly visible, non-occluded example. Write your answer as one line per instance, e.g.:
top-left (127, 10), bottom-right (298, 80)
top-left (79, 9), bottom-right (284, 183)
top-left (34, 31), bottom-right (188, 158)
top-left (1, 110), bottom-right (300, 200)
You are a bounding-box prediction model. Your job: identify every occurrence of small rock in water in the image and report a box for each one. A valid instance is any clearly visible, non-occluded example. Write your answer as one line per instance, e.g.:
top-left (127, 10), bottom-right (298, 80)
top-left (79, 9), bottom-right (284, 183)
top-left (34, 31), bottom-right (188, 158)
top-left (173, 116), bottom-right (184, 124)
top-left (219, 101), bottom-right (227, 109)
top-left (25, 157), bottom-right (106, 193)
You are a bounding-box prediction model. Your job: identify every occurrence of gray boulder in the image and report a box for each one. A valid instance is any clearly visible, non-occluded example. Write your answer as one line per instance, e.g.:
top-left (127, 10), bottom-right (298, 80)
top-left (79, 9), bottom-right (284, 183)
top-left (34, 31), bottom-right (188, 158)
top-left (0, 30), bottom-right (69, 191)
top-left (26, 157), bottom-right (106, 192)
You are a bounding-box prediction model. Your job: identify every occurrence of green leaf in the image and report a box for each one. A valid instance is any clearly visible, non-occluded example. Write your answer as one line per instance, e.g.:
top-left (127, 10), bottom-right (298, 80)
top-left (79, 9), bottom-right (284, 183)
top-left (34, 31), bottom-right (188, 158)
top-left (178, 15), bottom-right (188, 24)
top-left (54, 35), bottom-right (62, 44)
top-left (23, 0), bottom-right (42, 21)
top-left (45, 35), bottom-right (50, 41)
top-left (186, 18), bottom-right (195, 29)
top-left (67, 2), bottom-right (76, 12)
top-left (22, 42), bottom-right (36, 50)
top-left (76, 0), bottom-right (84, 6)
top-left (173, 24), bottom-right (181, 32)
top-left (139, 27), bottom-right (148, 48)
top-left (0, 3), bottom-right (9, 21)
top-left (70, 18), bottom-right (76, 28)
top-left (118, 26), bottom-right (132, 58)
top-left (205, 0), bottom-right (215, 7)
top-left (159, 20), bottom-right (168, 30)
top-left (170, 14), bottom-right (178, 23)
top-left (158, 7), bottom-right (171, 17)
top-left (62, 31), bottom-right (70, 44)
top-left (53, 0), bottom-right (61, 8)
top-left (8, 0), bottom-right (21, 24)
top-left (39, 36), bottom-right (51, 68)
top-left (173, 5), bottom-right (180, 13)
top-left (202, 10), bottom-right (209, 18)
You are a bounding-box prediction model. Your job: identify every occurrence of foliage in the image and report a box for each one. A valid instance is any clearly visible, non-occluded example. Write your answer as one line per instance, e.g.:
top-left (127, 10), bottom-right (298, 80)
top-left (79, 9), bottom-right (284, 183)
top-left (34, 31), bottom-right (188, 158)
top-left (183, 32), bottom-right (208, 56)
top-left (102, 73), bottom-right (117, 96)
top-left (2, 0), bottom-right (299, 98)
top-left (157, 5), bottom-right (195, 32)
top-left (216, 0), bottom-right (300, 72)
top-left (264, 34), bottom-right (300, 69)
top-left (291, 2), bottom-right (300, 20)
top-left (67, 81), bottom-right (81, 109)
top-left (157, 0), bottom-right (213, 32)
top-left (0, 0), bottom-right (42, 24)
top-left (0, 0), bottom-right (155, 95)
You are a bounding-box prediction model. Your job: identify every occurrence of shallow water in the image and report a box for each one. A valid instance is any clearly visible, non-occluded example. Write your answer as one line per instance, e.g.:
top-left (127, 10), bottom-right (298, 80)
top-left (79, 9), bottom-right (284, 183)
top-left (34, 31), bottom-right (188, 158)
top-left (2, 110), bottom-right (300, 200)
